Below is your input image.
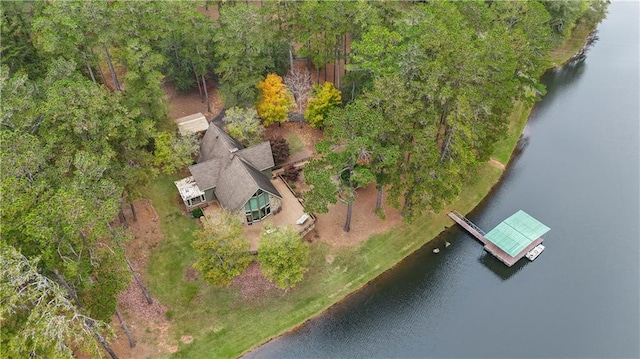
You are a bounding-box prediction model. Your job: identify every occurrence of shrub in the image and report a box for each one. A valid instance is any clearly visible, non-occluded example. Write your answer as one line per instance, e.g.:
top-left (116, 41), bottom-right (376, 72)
top-left (269, 135), bottom-right (290, 165)
top-left (281, 164), bottom-right (301, 182)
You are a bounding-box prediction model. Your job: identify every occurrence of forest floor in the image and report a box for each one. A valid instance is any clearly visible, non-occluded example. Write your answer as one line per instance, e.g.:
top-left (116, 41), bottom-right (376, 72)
top-left (111, 201), bottom-right (178, 358)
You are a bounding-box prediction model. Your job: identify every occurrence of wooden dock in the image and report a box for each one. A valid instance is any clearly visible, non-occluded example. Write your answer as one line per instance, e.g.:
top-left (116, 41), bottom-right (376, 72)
top-left (448, 212), bottom-right (544, 267)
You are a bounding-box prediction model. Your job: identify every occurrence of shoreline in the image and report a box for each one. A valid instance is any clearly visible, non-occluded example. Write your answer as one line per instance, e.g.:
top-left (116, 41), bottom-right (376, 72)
top-left (238, 23), bottom-right (601, 359)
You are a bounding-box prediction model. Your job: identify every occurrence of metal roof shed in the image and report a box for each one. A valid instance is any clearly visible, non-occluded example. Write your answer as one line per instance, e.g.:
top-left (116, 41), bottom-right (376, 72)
top-left (176, 112), bottom-right (209, 136)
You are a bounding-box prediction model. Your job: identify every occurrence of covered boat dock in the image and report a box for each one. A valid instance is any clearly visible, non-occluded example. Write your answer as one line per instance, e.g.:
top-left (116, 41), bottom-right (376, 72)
top-left (448, 210), bottom-right (550, 267)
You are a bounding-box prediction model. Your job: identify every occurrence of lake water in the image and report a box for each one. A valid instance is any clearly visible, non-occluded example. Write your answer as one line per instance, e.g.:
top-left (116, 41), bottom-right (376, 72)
top-left (245, 2), bottom-right (640, 358)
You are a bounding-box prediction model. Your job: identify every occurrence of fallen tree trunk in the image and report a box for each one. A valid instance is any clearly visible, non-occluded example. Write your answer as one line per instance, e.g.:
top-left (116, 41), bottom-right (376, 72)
top-left (116, 309), bottom-right (136, 348)
top-left (124, 255), bottom-right (153, 305)
top-left (130, 202), bottom-right (137, 221)
top-left (86, 319), bottom-right (119, 359)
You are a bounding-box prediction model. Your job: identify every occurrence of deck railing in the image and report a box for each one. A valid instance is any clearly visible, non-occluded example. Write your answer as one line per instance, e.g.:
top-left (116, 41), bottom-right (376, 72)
top-left (451, 211), bottom-right (486, 236)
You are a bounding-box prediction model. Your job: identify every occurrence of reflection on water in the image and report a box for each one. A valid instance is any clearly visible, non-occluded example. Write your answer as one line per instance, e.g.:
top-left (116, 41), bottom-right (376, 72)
top-left (478, 252), bottom-right (528, 281)
top-left (546, 58), bottom-right (587, 86)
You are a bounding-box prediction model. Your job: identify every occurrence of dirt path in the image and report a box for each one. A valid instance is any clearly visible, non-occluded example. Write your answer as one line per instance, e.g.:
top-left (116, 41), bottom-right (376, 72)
top-left (490, 158), bottom-right (506, 170)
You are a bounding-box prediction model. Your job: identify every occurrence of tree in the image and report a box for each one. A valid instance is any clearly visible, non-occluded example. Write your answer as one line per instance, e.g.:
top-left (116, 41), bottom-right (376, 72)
top-left (288, 1), bottom-right (376, 86)
top-left (1, 1), bottom-right (47, 79)
top-left (487, 1), bottom-right (553, 80)
top-left (158, 3), bottom-right (215, 95)
top-left (269, 135), bottom-right (290, 165)
top-left (281, 164), bottom-right (302, 182)
top-left (32, 0), bottom-right (118, 88)
top-left (80, 242), bottom-right (130, 322)
top-left (214, 3), bottom-right (283, 107)
top-left (303, 101), bottom-right (380, 231)
top-left (118, 38), bottom-right (168, 121)
top-left (541, 0), bottom-right (589, 39)
top-left (304, 82), bottom-right (342, 128)
top-left (1, 62), bottom-right (152, 329)
top-left (191, 211), bottom-right (253, 287)
top-left (580, 0), bottom-right (609, 29)
top-left (153, 131), bottom-right (199, 175)
top-left (35, 59), bottom-right (155, 194)
top-left (222, 107), bottom-right (265, 147)
top-left (302, 156), bottom-right (338, 215)
top-left (349, 24), bottom-right (404, 81)
top-left (104, 2), bottom-right (172, 120)
top-left (257, 223), bottom-right (309, 289)
top-left (344, 1), bottom-right (557, 220)
top-left (284, 67), bottom-right (313, 125)
top-left (0, 243), bottom-right (109, 359)
top-left (257, 73), bottom-right (293, 126)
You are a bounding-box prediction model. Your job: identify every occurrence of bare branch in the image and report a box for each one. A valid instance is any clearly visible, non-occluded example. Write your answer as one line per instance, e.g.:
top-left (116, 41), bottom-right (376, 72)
top-left (284, 67), bottom-right (313, 116)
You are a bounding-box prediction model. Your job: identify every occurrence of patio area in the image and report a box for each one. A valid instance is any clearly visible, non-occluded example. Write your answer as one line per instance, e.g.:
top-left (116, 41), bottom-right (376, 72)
top-left (203, 177), bottom-right (315, 252)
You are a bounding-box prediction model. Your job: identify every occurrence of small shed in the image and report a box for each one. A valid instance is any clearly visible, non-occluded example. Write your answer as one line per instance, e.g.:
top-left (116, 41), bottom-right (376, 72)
top-left (176, 112), bottom-right (209, 136)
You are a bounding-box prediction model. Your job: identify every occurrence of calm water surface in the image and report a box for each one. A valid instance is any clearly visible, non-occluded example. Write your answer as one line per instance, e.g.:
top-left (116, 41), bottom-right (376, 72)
top-left (246, 2), bottom-right (640, 358)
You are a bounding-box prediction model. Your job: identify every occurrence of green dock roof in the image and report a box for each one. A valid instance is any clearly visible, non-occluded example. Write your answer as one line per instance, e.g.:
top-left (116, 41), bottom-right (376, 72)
top-left (484, 210), bottom-right (550, 257)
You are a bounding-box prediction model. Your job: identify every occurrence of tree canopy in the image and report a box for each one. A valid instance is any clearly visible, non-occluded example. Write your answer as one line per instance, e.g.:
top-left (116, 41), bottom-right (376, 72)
top-left (1, 242), bottom-right (109, 358)
top-left (257, 224), bottom-right (309, 289)
top-left (222, 107), bottom-right (265, 147)
top-left (304, 100), bottom-right (383, 231)
top-left (304, 82), bottom-right (342, 128)
top-left (257, 73), bottom-right (293, 126)
top-left (191, 211), bottom-right (253, 287)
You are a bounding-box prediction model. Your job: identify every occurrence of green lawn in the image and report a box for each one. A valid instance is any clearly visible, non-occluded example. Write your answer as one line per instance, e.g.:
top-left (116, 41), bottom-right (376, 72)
top-left (143, 24), bottom-right (593, 359)
top-left (286, 134), bottom-right (305, 154)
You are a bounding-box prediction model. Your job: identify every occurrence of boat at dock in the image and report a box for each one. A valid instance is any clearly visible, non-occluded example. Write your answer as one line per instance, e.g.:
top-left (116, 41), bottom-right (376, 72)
top-left (525, 244), bottom-right (545, 261)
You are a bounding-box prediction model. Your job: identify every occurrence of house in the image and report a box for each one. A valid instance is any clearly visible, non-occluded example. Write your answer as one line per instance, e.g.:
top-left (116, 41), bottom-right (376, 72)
top-left (175, 123), bottom-right (282, 224)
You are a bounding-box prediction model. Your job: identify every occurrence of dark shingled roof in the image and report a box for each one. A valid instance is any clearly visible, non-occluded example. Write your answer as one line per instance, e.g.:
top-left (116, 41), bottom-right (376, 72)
top-left (189, 159), bottom-right (223, 191)
top-left (236, 141), bottom-right (275, 170)
top-left (197, 123), bottom-right (244, 164)
top-left (189, 123), bottom-right (279, 213)
top-left (240, 158), bottom-right (280, 199)
top-left (215, 156), bottom-right (281, 212)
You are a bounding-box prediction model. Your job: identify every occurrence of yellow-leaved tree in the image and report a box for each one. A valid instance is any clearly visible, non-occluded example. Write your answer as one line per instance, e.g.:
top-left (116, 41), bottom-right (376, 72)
top-left (256, 73), bottom-right (293, 126)
top-left (304, 82), bottom-right (342, 128)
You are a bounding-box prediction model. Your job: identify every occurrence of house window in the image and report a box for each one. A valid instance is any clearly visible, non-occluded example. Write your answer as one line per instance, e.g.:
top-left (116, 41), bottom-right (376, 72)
top-left (244, 190), bottom-right (271, 223)
top-left (187, 194), bottom-right (205, 207)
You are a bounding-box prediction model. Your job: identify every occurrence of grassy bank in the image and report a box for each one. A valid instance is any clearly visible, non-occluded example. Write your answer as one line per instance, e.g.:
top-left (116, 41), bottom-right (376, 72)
top-left (145, 165), bottom-right (502, 358)
top-left (549, 22), bottom-right (595, 66)
top-left (492, 100), bottom-right (530, 165)
top-left (143, 23), bottom-right (595, 359)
